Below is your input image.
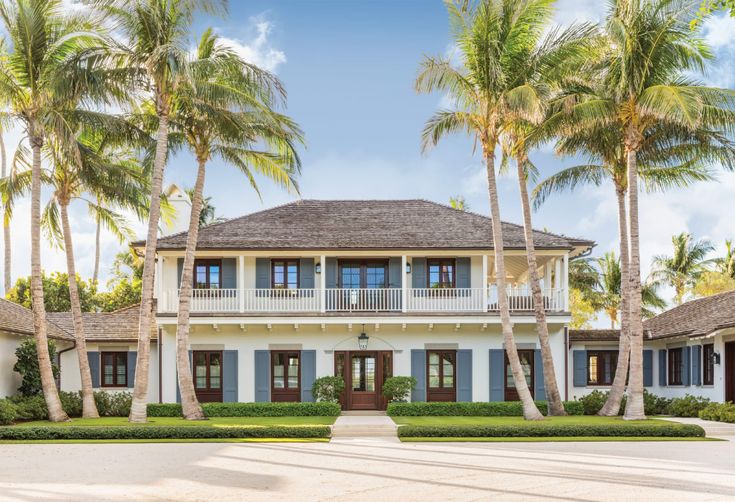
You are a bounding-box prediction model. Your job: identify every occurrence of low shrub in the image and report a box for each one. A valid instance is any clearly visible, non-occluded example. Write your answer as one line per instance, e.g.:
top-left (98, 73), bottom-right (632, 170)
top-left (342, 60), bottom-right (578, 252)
top-left (94, 391), bottom-right (132, 417)
top-left (59, 392), bottom-right (83, 417)
top-left (382, 376), bottom-right (416, 403)
top-left (699, 402), bottom-right (735, 423)
top-left (311, 376), bottom-right (345, 403)
top-left (0, 425), bottom-right (331, 441)
top-left (386, 401), bottom-right (583, 417)
top-left (9, 395), bottom-right (48, 420)
top-left (577, 390), bottom-right (670, 416)
top-left (668, 395), bottom-right (711, 417)
top-left (397, 423), bottom-right (705, 438)
top-left (8, 391), bottom-right (133, 420)
top-left (0, 400), bottom-right (17, 425)
top-left (644, 390), bottom-right (671, 416)
top-left (147, 402), bottom-right (341, 418)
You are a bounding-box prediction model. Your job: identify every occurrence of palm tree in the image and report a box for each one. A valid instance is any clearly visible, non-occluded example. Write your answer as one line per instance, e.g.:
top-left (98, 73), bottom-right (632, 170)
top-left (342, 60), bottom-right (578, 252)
top-left (184, 188), bottom-right (223, 227)
top-left (0, 126), bottom-right (10, 295)
top-left (91, 0), bottom-right (227, 422)
top-left (167, 29), bottom-right (301, 419)
top-left (651, 232), bottom-right (714, 304)
top-left (717, 240), bottom-right (735, 279)
top-left (448, 195), bottom-right (467, 211)
top-left (416, 0), bottom-right (569, 420)
top-left (0, 0), bottom-right (108, 421)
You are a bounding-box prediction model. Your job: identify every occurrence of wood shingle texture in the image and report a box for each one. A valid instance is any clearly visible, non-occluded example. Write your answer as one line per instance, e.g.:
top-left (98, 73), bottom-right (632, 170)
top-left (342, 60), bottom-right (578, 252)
top-left (0, 298), bottom-right (71, 340)
top-left (47, 305), bottom-right (156, 342)
top-left (146, 199), bottom-right (594, 251)
top-left (643, 290), bottom-right (735, 339)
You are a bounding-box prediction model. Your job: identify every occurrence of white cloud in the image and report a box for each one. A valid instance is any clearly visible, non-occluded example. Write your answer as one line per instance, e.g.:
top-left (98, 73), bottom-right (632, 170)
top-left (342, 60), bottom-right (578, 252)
top-left (703, 13), bottom-right (735, 50)
top-left (220, 18), bottom-right (286, 73)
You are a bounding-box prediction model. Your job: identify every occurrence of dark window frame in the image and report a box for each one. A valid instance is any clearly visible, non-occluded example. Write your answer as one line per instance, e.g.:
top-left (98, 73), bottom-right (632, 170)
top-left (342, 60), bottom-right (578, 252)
top-left (271, 259), bottom-right (300, 290)
top-left (193, 259), bottom-right (222, 289)
top-left (586, 350), bottom-right (619, 386)
top-left (337, 260), bottom-right (389, 289)
top-left (427, 258), bottom-right (456, 289)
top-left (193, 350), bottom-right (223, 392)
top-left (271, 350), bottom-right (301, 392)
top-left (100, 351), bottom-right (127, 388)
top-left (668, 348), bottom-right (683, 385)
top-left (703, 344), bottom-right (715, 386)
top-left (426, 350), bottom-right (456, 390)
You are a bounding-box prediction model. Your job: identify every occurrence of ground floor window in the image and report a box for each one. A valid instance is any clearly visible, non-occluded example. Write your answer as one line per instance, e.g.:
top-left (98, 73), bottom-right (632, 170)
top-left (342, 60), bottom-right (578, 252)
top-left (668, 348), bottom-right (683, 385)
top-left (587, 350), bottom-right (618, 386)
top-left (271, 351), bottom-right (300, 402)
top-left (505, 350), bottom-right (534, 401)
top-left (193, 351), bottom-right (222, 402)
top-left (703, 344), bottom-right (714, 385)
top-left (427, 350), bottom-right (456, 402)
top-left (101, 352), bottom-right (127, 387)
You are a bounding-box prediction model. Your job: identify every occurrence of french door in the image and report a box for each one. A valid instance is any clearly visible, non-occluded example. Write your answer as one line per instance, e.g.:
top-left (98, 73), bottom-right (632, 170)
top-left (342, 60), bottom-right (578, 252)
top-left (336, 260), bottom-right (390, 311)
top-left (271, 351), bottom-right (301, 402)
top-left (193, 351), bottom-right (223, 402)
top-left (335, 351), bottom-right (392, 410)
top-left (726, 342), bottom-right (735, 403)
top-left (504, 350), bottom-right (534, 401)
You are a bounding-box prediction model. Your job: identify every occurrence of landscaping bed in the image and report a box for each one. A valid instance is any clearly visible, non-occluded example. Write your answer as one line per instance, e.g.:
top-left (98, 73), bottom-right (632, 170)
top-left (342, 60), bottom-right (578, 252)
top-left (387, 401), bottom-right (584, 417)
top-left (147, 402), bottom-right (341, 417)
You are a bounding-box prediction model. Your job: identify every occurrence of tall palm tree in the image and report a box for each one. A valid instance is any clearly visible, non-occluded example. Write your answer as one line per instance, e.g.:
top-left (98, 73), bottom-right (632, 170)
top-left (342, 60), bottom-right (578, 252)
top-left (416, 0), bottom-right (572, 420)
top-left (0, 0), bottom-right (108, 421)
top-left (651, 232), bottom-right (714, 304)
top-left (168, 29), bottom-right (301, 419)
top-left (184, 188), bottom-right (222, 227)
top-left (717, 240), bottom-right (735, 279)
top-left (0, 126), bottom-right (10, 295)
top-left (91, 0), bottom-right (227, 422)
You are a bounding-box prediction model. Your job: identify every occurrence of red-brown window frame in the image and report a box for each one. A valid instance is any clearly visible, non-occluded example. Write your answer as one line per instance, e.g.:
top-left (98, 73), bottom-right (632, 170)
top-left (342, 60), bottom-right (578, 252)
top-left (703, 344), bottom-right (715, 386)
top-left (337, 260), bottom-right (388, 289)
top-left (101, 352), bottom-right (127, 388)
top-left (426, 350), bottom-right (456, 390)
top-left (427, 259), bottom-right (456, 289)
top-left (271, 259), bottom-right (300, 289)
top-left (668, 348), bottom-right (683, 385)
top-left (194, 259), bottom-right (222, 289)
top-left (586, 350), bottom-right (619, 386)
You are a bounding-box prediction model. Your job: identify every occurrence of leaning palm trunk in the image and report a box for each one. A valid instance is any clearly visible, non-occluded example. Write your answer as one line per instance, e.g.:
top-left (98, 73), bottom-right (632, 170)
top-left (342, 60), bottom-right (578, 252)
top-left (129, 114), bottom-right (170, 423)
top-left (486, 146), bottom-right (543, 420)
top-left (30, 135), bottom-right (67, 422)
top-left (623, 134), bottom-right (646, 420)
top-left (59, 201), bottom-right (99, 418)
top-left (599, 184), bottom-right (631, 416)
top-left (93, 210), bottom-right (101, 284)
top-left (175, 157), bottom-right (207, 420)
top-left (515, 155), bottom-right (565, 416)
top-left (0, 130), bottom-right (10, 294)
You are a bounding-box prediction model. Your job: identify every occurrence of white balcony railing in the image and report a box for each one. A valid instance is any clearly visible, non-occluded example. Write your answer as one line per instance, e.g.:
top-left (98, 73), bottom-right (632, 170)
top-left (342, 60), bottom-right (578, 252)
top-left (159, 286), bottom-right (566, 314)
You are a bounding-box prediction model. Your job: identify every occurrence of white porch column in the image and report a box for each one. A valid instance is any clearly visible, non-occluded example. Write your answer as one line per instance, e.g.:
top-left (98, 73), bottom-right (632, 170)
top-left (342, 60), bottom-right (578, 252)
top-left (554, 257), bottom-right (562, 310)
top-left (563, 253), bottom-right (570, 311)
top-left (320, 255), bottom-right (327, 313)
top-left (238, 255), bottom-right (245, 313)
top-left (544, 260), bottom-right (552, 290)
top-left (401, 255), bottom-right (408, 313)
top-left (481, 254), bottom-right (488, 311)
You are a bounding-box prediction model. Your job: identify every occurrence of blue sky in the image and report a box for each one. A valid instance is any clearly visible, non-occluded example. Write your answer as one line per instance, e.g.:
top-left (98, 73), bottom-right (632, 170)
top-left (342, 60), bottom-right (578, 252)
top-left (7, 0), bottom-right (735, 314)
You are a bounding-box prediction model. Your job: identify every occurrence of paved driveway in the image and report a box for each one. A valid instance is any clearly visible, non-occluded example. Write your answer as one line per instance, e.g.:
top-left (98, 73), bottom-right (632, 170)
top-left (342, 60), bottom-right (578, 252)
top-left (1, 438), bottom-right (735, 501)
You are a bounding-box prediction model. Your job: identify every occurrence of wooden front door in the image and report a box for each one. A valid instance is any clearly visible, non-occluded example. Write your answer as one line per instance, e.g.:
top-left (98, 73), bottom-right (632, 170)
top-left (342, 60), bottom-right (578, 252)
top-left (193, 350), bottom-right (223, 402)
top-left (504, 350), bottom-right (535, 401)
top-left (271, 351), bottom-right (301, 402)
top-left (726, 342), bottom-right (735, 403)
top-left (335, 351), bottom-right (392, 410)
top-left (427, 350), bottom-right (456, 402)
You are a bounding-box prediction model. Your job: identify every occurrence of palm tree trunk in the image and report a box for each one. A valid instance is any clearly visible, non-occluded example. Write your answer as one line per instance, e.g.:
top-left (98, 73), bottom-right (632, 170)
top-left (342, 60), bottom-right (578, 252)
top-left (623, 137), bottom-right (646, 420)
top-left (0, 129), bottom-right (10, 295)
top-left (175, 157), bottom-right (207, 420)
top-left (59, 201), bottom-right (99, 418)
top-left (93, 209), bottom-right (101, 285)
top-left (485, 146), bottom-right (543, 420)
top-left (29, 135), bottom-right (68, 422)
top-left (599, 184), bottom-right (631, 416)
top-left (515, 155), bottom-right (565, 416)
top-left (129, 113), bottom-right (170, 423)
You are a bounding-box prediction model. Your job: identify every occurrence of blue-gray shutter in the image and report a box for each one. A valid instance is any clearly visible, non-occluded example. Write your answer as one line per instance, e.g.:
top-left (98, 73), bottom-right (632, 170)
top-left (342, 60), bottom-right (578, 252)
top-left (127, 351), bottom-right (137, 388)
top-left (572, 350), bottom-right (587, 387)
top-left (299, 258), bottom-right (315, 289)
top-left (301, 350), bottom-right (316, 402)
top-left (489, 349), bottom-right (505, 401)
top-left (643, 349), bottom-right (653, 387)
top-left (411, 258), bottom-right (426, 288)
top-left (388, 257), bottom-right (402, 288)
top-left (682, 346), bottom-right (691, 386)
top-left (176, 351), bottom-right (193, 403)
top-left (254, 350), bottom-right (270, 402)
top-left (410, 349), bottom-right (426, 402)
top-left (534, 349), bottom-right (546, 400)
top-left (87, 351), bottom-right (100, 388)
top-left (222, 258), bottom-right (237, 289)
top-left (325, 258), bottom-right (337, 288)
top-left (255, 258), bottom-right (270, 289)
top-left (223, 350), bottom-right (238, 402)
top-left (659, 349), bottom-right (667, 386)
top-left (692, 345), bottom-right (702, 386)
top-left (456, 257), bottom-right (471, 288)
top-left (177, 258), bottom-right (184, 288)
top-left (456, 349), bottom-right (472, 402)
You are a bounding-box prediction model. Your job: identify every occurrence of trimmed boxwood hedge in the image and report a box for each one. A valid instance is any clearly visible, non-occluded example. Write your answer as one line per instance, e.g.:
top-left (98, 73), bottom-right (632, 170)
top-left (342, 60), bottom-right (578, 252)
top-left (147, 402), bottom-right (341, 417)
top-left (397, 423), bottom-right (705, 438)
top-left (387, 401), bottom-right (584, 417)
top-left (0, 425), bottom-right (331, 441)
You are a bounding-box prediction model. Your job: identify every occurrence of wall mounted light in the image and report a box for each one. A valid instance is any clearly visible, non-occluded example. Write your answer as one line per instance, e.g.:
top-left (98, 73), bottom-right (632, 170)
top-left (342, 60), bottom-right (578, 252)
top-left (405, 263), bottom-right (411, 274)
top-left (712, 351), bottom-right (721, 365)
top-left (358, 331), bottom-right (369, 350)
top-left (315, 262), bottom-right (321, 274)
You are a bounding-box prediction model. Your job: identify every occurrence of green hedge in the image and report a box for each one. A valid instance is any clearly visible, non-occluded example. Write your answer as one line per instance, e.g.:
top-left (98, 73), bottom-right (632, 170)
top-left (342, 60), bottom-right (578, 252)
top-left (147, 402), bottom-right (341, 417)
top-left (0, 425), bottom-right (331, 441)
top-left (699, 402), bottom-right (735, 423)
top-left (397, 423), bottom-right (705, 438)
top-left (387, 401), bottom-right (584, 417)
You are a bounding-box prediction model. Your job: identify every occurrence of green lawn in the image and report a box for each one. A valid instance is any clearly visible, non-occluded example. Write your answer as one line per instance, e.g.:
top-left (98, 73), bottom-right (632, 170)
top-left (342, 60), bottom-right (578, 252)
top-left (17, 416), bottom-right (337, 427)
top-left (400, 436), bottom-right (715, 442)
top-left (0, 438), bottom-right (330, 444)
top-left (390, 416), bottom-right (671, 426)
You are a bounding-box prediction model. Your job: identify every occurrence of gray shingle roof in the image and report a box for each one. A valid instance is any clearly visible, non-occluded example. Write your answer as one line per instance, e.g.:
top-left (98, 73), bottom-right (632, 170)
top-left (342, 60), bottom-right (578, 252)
top-left (643, 290), bottom-right (735, 339)
top-left (147, 199), bottom-right (594, 252)
top-left (0, 298), bottom-right (72, 340)
top-left (47, 305), bottom-right (156, 342)
top-left (568, 329), bottom-right (621, 342)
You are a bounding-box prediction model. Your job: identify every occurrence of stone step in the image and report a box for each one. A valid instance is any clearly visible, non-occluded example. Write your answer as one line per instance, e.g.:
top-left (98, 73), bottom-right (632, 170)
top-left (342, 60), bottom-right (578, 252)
top-left (331, 425), bottom-right (398, 438)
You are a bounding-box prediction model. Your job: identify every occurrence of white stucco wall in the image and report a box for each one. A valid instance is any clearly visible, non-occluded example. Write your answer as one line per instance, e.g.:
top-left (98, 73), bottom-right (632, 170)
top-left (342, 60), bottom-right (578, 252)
top-left (0, 332), bottom-right (23, 398)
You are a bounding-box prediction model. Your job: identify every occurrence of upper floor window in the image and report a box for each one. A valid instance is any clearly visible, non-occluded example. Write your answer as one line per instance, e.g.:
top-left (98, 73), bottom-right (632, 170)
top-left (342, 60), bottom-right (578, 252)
top-left (587, 350), bottom-right (618, 386)
top-left (101, 352), bottom-right (127, 387)
top-left (272, 260), bottom-right (299, 289)
top-left (668, 348), bottom-right (683, 385)
top-left (194, 259), bottom-right (221, 289)
top-left (428, 259), bottom-right (455, 289)
top-left (703, 344), bottom-right (714, 385)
